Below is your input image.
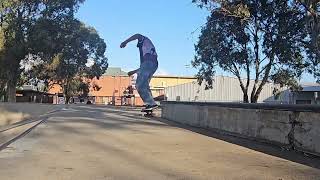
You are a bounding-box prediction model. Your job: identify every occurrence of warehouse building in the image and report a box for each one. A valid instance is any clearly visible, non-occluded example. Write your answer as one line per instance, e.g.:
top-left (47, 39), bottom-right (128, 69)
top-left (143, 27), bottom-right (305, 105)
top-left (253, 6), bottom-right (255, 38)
top-left (165, 76), bottom-right (290, 104)
top-left (292, 84), bottom-right (320, 105)
top-left (165, 76), bottom-right (320, 105)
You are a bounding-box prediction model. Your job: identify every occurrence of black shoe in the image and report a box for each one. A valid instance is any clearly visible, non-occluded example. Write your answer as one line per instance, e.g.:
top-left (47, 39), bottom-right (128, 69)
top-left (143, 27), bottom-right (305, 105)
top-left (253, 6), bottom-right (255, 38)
top-left (149, 104), bottom-right (158, 109)
top-left (142, 104), bottom-right (158, 112)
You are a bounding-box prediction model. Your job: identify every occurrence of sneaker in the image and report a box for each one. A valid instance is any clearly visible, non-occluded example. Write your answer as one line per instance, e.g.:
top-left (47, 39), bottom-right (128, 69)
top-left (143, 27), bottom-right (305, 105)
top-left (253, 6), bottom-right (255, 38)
top-left (142, 104), bottom-right (158, 112)
top-left (149, 104), bottom-right (159, 109)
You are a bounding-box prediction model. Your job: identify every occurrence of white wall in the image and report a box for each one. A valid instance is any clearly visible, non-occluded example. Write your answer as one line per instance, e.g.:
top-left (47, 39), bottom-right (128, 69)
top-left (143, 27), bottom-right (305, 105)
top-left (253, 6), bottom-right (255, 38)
top-left (165, 76), bottom-right (290, 103)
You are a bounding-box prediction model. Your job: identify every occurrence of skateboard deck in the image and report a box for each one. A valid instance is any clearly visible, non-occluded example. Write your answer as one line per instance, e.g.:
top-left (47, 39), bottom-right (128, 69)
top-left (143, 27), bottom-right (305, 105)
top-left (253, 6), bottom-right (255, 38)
top-left (141, 109), bottom-right (153, 117)
top-left (143, 109), bottom-right (153, 117)
top-left (141, 106), bottom-right (160, 117)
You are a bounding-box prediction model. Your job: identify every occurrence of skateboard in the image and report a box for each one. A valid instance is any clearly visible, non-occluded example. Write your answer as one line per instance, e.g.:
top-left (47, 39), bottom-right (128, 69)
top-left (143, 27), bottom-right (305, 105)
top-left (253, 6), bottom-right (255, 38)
top-left (142, 109), bottom-right (153, 117)
top-left (141, 105), bottom-right (160, 117)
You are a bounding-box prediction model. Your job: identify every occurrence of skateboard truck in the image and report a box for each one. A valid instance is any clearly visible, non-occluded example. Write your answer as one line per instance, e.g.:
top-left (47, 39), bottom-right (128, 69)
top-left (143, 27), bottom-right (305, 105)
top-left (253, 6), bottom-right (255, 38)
top-left (144, 110), bottom-right (153, 117)
top-left (141, 109), bottom-right (153, 117)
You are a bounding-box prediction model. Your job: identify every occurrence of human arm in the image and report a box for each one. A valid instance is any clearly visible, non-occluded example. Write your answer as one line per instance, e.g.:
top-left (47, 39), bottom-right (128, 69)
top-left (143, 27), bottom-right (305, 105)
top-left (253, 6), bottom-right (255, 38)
top-left (128, 68), bottom-right (139, 76)
top-left (120, 34), bottom-right (144, 48)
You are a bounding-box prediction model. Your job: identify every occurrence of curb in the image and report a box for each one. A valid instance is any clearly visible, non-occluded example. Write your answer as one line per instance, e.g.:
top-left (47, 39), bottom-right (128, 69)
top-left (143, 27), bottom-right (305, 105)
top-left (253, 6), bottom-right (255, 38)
top-left (0, 119), bottom-right (44, 151)
top-left (0, 108), bottom-right (62, 151)
top-left (0, 109), bottom-right (61, 132)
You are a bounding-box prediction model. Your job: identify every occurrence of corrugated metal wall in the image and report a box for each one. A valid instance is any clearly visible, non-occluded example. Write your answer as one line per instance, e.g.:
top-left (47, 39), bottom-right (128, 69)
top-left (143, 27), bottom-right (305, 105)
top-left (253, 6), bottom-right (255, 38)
top-left (165, 76), bottom-right (290, 103)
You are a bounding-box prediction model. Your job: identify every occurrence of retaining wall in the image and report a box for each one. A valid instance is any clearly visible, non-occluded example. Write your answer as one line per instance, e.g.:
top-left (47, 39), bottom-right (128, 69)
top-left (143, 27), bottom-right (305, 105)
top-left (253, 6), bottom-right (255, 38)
top-left (161, 101), bottom-right (320, 156)
top-left (0, 103), bottom-right (61, 127)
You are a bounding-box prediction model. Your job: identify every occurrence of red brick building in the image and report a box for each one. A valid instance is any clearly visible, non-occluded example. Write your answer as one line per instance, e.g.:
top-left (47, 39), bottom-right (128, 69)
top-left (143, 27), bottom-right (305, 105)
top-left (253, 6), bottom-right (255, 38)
top-left (48, 67), bottom-right (197, 106)
top-left (48, 67), bottom-right (144, 106)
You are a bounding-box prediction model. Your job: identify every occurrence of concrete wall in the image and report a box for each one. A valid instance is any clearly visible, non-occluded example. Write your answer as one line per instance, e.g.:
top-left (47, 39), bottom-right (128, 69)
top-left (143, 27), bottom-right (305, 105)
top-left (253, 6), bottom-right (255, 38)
top-left (0, 103), bottom-right (61, 127)
top-left (294, 112), bottom-right (320, 155)
top-left (161, 101), bottom-right (320, 156)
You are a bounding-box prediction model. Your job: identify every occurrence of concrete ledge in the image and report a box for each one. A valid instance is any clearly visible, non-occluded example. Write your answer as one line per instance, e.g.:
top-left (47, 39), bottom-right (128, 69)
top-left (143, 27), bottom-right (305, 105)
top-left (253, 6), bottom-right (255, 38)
top-left (162, 101), bottom-right (320, 112)
top-left (0, 103), bottom-right (61, 127)
top-left (0, 120), bottom-right (43, 150)
top-left (295, 112), bottom-right (320, 155)
top-left (161, 101), bottom-right (320, 156)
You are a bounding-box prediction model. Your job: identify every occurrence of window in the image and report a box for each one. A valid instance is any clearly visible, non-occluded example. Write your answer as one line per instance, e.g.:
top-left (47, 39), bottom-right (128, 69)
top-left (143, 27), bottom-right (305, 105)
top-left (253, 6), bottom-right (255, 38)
top-left (296, 100), bottom-right (312, 104)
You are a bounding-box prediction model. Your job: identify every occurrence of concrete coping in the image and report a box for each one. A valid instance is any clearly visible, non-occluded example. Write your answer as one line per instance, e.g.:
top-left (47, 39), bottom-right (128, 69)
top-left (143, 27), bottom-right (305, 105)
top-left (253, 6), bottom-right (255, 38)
top-left (161, 101), bottom-right (320, 113)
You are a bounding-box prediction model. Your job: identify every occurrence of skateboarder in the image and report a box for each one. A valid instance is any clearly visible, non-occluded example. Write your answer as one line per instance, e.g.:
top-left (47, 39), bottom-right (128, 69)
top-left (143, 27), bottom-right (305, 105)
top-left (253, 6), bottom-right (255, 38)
top-left (120, 34), bottom-right (158, 111)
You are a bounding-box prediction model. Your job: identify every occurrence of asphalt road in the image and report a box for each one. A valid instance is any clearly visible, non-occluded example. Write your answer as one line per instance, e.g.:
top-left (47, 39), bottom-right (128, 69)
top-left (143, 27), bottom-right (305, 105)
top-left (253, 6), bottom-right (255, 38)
top-left (0, 105), bottom-right (319, 180)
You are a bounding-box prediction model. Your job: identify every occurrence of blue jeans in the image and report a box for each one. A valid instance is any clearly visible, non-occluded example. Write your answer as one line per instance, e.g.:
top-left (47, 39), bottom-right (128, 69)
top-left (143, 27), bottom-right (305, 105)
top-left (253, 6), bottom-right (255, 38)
top-left (136, 55), bottom-right (158, 106)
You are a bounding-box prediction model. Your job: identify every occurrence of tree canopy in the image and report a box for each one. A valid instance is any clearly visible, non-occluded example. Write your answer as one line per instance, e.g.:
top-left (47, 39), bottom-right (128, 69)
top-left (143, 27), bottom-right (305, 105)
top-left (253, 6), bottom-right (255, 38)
top-left (0, 0), bottom-right (107, 102)
top-left (25, 19), bottom-right (108, 103)
top-left (192, 0), bottom-right (319, 103)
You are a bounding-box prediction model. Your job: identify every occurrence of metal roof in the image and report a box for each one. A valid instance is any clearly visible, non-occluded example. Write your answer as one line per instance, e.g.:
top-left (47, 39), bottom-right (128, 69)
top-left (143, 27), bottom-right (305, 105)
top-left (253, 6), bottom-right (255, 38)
top-left (103, 67), bottom-right (128, 76)
top-left (301, 85), bottom-right (320, 92)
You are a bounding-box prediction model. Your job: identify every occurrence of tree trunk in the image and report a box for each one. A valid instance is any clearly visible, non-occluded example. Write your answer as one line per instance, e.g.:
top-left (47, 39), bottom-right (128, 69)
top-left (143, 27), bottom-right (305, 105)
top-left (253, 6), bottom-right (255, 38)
top-left (251, 82), bottom-right (266, 103)
top-left (63, 80), bottom-right (70, 104)
top-left (0, 83), bottom-right (6, 102)
top-left (243, 92), bottom-right (249, 103)
top-left (251, 94), bottom-right (259, 103)
top-left (250, 86), bottom-right (257, 103)
top-left (63, 90), bottom-right (69, 104)
top-left (65, 95), bottom-right (70, 104)
top-left (7, 81), bottom-right (16, 103)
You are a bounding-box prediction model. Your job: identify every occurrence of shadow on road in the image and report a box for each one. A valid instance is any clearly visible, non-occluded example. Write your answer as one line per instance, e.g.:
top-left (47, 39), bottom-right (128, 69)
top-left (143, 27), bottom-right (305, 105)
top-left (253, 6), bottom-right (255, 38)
top-left (154, 117), bottom-right (320, 169)
top-left (34, 105), bottom-right (320, 170)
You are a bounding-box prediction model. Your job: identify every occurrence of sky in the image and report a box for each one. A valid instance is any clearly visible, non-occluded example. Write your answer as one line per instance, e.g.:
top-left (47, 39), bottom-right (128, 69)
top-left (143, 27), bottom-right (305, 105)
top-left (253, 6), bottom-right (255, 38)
top-left (76, 0), bottom-right (208, 76)
top-left (76, 0), bottom-right (316, 82)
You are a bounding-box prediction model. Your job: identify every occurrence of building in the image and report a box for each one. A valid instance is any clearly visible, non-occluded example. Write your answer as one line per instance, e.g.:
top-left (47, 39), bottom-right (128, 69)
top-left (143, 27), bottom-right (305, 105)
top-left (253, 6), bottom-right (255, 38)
top-left (89, 69), bottom-right (142, 106)
top-left (48, 67), bottom-right (141, 105)
top-left (48, 67), bottom-right (197, 106)
top-left (149, 75), bottom-right (196, 100)
top-left (291, 83), bottom-right (320, 104)
top-left (16, 85), bottom-right (54, 103)
top-left (91, 69), bottom-right (197, 105)
top-left (165, 76), bottom-right (320, 105)
top-left (165, 76), bottom-right (290, 103)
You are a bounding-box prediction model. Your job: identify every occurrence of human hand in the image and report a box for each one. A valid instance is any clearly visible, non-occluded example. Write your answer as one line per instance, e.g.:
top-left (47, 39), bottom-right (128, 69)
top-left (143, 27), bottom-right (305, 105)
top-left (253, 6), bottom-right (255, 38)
top-left (128, 70), bottom-right (136, 76)
top-left (120, 41), bottom-right (127, 48)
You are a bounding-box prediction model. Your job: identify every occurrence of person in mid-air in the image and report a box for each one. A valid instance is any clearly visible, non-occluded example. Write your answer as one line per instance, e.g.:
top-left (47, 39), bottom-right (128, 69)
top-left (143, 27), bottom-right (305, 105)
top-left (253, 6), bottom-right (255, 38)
top-left (120, 34), bottom-right (158, 111)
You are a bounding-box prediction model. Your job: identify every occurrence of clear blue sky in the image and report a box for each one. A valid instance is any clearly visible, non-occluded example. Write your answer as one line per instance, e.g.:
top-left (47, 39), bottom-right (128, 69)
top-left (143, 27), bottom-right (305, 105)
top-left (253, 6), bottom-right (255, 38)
top-left (76, 0), bottom-right (316, 82)
top-left (76, 0), bottom-right (208, 76)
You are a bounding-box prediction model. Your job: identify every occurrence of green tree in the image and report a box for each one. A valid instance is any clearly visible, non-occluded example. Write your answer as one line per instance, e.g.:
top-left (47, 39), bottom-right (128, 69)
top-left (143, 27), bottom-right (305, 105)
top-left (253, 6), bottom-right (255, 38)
top-left (62, 77), bottom-right (90, 103)
top-left (0, 64), bottom-right (6, 102)
top-left (295, 0), bottom-right (320, 82)
top-left (26, 20), bottom-right (108, 104)
top-left (0, 27), bottom-right (6, 101)
top-left (194, 0), bottom-right (320, 83)
top-left (193, 0), bottom-right (308, 103)
top-left (0, 0), bottom-right (85, 102)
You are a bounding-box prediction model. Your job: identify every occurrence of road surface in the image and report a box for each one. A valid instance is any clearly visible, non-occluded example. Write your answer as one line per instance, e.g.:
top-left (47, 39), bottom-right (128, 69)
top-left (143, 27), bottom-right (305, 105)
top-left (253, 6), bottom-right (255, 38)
top-left (0, 105), bottom-right (319, 180)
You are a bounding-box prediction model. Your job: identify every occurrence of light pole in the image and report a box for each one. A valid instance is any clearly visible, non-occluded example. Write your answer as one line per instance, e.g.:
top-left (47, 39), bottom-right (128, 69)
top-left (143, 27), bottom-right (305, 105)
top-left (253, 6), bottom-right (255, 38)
top-left (185, 64), bottom-right (191, 76)
top-left (119, 69), bottom-right (122, 105)
top-left (119, 69), bottom-right (121, 97)
top-left (112, 76), bottom-right (115, 105)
